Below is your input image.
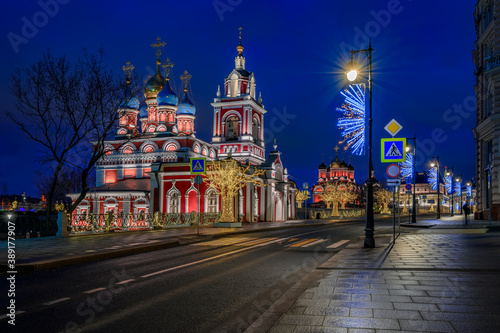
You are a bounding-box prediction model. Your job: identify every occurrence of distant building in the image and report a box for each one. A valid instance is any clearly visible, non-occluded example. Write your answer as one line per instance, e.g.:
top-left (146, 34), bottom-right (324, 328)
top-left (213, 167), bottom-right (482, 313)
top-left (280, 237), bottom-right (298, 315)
top-left (311, 152), bottom-right (362, 207)
top-left (473, 0), bottom-right (498, 219)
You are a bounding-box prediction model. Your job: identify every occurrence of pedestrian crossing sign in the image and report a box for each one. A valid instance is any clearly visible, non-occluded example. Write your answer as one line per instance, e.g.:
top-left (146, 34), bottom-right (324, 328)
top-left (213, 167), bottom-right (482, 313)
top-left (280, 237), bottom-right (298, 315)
top-left (381, 138), bottom-right (406, 163)
top-left (190, 157), bottom-right (206, 174)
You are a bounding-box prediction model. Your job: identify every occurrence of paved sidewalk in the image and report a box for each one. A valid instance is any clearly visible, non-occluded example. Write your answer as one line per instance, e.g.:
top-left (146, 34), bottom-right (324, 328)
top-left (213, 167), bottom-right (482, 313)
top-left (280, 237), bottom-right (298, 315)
top-left (250, 216), bottom-right (500, 332)
top-left (0, 218), bottom-right (353, 271)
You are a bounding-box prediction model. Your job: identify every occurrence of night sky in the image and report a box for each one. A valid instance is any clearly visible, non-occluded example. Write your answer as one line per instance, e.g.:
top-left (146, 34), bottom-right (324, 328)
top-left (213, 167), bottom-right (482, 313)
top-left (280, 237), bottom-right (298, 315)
top-left (0, 0), bottom-right (476, 197)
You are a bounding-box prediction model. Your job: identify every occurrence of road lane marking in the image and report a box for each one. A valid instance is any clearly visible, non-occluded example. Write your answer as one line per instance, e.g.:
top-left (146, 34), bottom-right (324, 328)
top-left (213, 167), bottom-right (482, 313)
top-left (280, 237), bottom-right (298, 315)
top-left (288, 238), bottom-right (318, 248)
top-left (254, 237), bottom-right (289, 247)
top-left (43, 297), bottom-right (71, 306)
top-left (327, 240), bottom-right (350, 248)
top-left (236, 238), bottom-right (277, 246)
top-left (83, 287), bottom-right (107, 294)
top-left (116, 279), bottom-right (135, 285)
top-left (0, 311), bottom-right (24, 320)
top-left (140, 228), bottom-right (345, 279)
top-left (193, 237), bottom-right (252, 246)
top-left (302, 239), bottom-right (327, 247)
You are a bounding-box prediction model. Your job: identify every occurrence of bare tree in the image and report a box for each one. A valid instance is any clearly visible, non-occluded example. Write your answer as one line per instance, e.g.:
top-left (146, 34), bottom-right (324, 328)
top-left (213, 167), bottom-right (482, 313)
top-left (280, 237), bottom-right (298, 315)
top-left (9, 49), bottom-right (133, 220)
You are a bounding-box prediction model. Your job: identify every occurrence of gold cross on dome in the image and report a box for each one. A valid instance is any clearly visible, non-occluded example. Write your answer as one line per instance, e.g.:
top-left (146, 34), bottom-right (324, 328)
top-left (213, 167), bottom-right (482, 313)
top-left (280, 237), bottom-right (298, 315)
top-left (151, 36), bottom-right (166, 58)
top-left (162, 58), bottom-right (174, 78)
top-left (333, 146), bottom-right (340, 154)
top-left (238, 26), bottom-right (243, 39)
top-left (122, 61), bottom-right (134, 84)
top-left (180, 70), bottom-right (192, 90)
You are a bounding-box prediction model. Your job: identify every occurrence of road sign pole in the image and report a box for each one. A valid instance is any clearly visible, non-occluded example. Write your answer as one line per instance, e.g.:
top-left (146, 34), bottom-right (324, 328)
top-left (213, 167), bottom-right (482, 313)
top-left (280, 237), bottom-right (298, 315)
top-left (392, 185), bottom-right (396, 243)
top-left (197, 181), bottom-right (200, 236)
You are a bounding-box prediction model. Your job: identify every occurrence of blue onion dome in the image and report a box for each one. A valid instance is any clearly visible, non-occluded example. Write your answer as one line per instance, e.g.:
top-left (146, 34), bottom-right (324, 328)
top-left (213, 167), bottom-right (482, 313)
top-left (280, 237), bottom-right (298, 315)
top-left (176, 92), bottom-right (196, 115)
top-left (124, 96), bottom-right (140, 109)
top-left (144, 62), bottom-right (165, 99)
top-left (139, 104), bottom-right (148, 118)
top-left (156, 79), bottom-right (178, 106)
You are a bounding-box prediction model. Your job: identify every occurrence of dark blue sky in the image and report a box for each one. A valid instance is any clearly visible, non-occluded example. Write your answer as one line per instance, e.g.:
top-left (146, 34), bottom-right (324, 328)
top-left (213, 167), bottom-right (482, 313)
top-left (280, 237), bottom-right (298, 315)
top-left (0, 0), bottom-right (476, 197)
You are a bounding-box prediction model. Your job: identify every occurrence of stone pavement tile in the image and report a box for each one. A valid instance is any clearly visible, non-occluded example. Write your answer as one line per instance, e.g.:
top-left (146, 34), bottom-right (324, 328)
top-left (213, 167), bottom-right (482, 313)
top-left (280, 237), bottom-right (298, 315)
top-left (452, 320), bottom-right (500, 333)
top-left (323, 316), bottom-right (399, 330)
top-left (347, 329), bottom-right (375, 333)
top-left (328, 301), bottom-right (394, 310)
top-left (399, 319), bottom-right (455, 332)
top-left (420, 311), bottom-right (500, 322)
top-left (393, 302), bottom-right (439, 311)
top-left (411, 296), bottom-right (478, 305)
top-left (369, 283), bottom-right (405, 290)
top-left (311, 293), bottom-right (351, 301)
top-left (270, 324), bottom-right (296, 333)
top-left (372, 309), bottom-right (422, 320)
top-left (303, 306), bottom-right (350, 316)
top-left (294, 326), bottom-right (348, 333)
top-left (296, 299), bottom-right (331, 308)
top-left (350, 294), bottom-right (371, 302)
top-left (371, 295), bottom-right (412, 303)
top-left (349, 308), bottom-right (373, 318)
top-left (288, 306), bottom-right (307, 315)
top-left (436, 303), bottom-right (484, 313)
top-left (334, 288), bottom-right (390, 295)
top-left (279, 314), bottom-right (325, 326)
top-left (301, 292), bottom-right (315, 299)
top-left (388, 289), bottom-right (428, 297)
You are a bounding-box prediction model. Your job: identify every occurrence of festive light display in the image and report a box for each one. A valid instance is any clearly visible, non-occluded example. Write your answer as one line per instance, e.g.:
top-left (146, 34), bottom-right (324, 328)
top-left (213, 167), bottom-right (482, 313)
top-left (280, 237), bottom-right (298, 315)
top-left (466, 185), bottom-right (472, 197)
top-left (428, 167), bottom-right (438, 190)
top-left (337, 84), bottom-right (366, 155)
top-left (399, 153), bottom-right (413, 183)
top-left (205, 158), bottom-right (265, 222)
top-left (295, 190), bottom-right (310, 209)
top-left (320, 186), bottom-right (357, 215)
top-left (454, 182), bottom-right (461, 197)
top-left (445, 175), bottom-right (452, 194)
top-left (374, 188), bottom-right (392, 214)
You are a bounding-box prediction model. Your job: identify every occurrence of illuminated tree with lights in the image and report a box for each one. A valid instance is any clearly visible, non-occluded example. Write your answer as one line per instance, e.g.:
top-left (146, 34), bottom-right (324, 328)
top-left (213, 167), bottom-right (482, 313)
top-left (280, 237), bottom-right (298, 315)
top-left (295, 190), bottom-right (310, 209)
top-left (399, 153), bottom-right (413, 183)
top-left (374, 188), bottom-right (392, 214)
top-left (205, 158), bottom-right (265, 222)
top-left (339, 187), bottom-right (357, 209)
top-left (336, 84), bottom-right (366, 155)
top-left (319, 187), bottom-right (341, 216)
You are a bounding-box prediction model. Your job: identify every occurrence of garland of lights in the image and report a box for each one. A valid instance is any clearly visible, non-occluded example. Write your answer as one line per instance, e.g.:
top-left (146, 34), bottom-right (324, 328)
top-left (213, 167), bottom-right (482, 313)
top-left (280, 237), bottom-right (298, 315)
top-left (399, 152), bottom-right (413, 183)
top-left (427, 167), bottom-right (438, 190)
top-left (336, 84), bottom-right (366, 156)
top-left (445, 175), bottom-right (452, 194)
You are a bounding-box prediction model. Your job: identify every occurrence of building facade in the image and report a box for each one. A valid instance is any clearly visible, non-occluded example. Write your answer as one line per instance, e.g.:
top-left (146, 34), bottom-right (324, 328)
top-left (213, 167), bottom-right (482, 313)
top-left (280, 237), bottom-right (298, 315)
top-left (69, 34), bottom-right (296, 223)
top-left (474, 0), bottom-right (499, 219)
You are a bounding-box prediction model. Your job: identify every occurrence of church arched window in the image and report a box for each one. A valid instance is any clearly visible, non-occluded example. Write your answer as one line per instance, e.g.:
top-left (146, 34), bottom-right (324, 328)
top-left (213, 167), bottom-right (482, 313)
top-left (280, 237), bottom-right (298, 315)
top-left (226, 115), bottom-right (239, 140)
top-left (169, 192), bottom-right (179, 214)
top-left (252, 117), bottom-right (259, 143)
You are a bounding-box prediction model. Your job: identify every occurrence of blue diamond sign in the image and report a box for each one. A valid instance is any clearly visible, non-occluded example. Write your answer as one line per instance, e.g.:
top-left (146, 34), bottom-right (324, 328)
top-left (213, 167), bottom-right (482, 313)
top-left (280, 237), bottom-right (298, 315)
top-left (190, 157), bottom-right (206, 174)
top-left (381, 138), bottom-right (406, 163)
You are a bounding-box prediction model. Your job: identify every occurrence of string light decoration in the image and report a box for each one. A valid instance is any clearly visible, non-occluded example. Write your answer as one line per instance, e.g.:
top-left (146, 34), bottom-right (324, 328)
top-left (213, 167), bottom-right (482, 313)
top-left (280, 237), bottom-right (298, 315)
top-left (204, 158), bottom-right (265, 222)
top-left (339, 187), bottom-right (357, 209)
top-left (428, 167), bottom-right (438, 190)
top-left (445, 175), bottom-right (452, 194)
top-left (455, 182), bottom-right (461, 197)
top-left (399, 152), bottom-right (413, 183)
top-left (466, 184), bottom-right (472, 197)
top-left (336, 84), bottom-right (366, 155)
top-left (295, 190), bottom-right (310, 209)
top-left (374, 188), bottom-right (392, 214)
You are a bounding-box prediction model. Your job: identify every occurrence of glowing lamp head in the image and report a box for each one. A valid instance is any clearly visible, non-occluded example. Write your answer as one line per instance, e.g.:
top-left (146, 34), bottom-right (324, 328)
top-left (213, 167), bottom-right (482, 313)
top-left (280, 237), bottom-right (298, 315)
top-left (456, 178), bottom-right (460, 182)
top-left (430, 162), bottom-right (435, 167)
top-left (405, 146), bottom-right (410, 153)
top-left (346, 59), bottom-right (358, 81)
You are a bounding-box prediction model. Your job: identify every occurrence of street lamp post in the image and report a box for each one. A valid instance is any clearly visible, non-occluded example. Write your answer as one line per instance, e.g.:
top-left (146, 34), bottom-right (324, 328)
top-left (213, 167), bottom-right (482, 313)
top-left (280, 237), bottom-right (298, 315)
top-left (431, 156), bottom-right (440, 219)
top-left (346, 40), bottom-right (375, 248)
top-left (303, 182), bottom-right (309, 220)
top-left (447, 167), bottom-right (454, 216)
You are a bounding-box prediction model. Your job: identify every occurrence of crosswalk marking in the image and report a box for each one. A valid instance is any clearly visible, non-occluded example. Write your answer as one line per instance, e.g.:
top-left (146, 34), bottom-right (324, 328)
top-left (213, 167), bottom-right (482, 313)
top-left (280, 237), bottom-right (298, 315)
top-left (254, 237), bottom-right (290, 247)
top-left (288, 238), bottom-right (318, 248)
top-left (302, 239), bottom-right (327, 247)
top-left (236, 238), bottom-right (277, 247)
top-left (327, 239), bottom-right (350, 249)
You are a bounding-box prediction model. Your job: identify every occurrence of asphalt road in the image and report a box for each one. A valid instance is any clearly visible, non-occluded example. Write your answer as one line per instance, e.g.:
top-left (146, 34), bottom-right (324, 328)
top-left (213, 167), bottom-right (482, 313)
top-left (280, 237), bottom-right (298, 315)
top-left (1, 220), bottom-right (397, 333)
